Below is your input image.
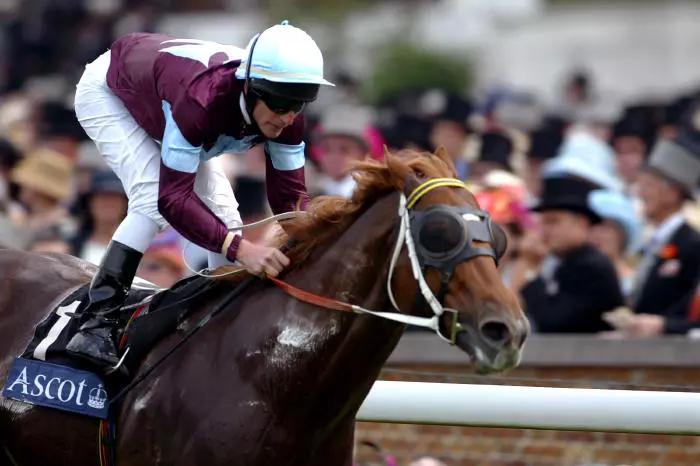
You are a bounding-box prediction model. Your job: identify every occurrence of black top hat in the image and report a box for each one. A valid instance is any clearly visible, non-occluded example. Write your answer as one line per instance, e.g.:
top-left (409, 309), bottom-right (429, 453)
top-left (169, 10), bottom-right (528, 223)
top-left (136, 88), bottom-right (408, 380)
top-left (528, 126), bottom-right (562, 161)
top-left (477, 132), bottom-right (513, 171)
top-left (661, 95), bottom-right (694, 127)
top-left (401, 89), bottom-right (474, 130)
top-left (378, 113), bottom-right (432, 151)
top-left (531, 176), bottom-right (601, 223)
top-left (39, 101), bottom-right (88, 141)
top-left (435, 93), bottom-right (472, 127)
top-left (611, 104), bottom-right (660, 152)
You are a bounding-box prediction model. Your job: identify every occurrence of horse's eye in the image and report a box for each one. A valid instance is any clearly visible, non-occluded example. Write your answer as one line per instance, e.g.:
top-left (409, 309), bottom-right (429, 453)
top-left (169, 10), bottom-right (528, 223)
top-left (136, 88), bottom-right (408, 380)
top-left (418, 212), bottom-right (464, 254)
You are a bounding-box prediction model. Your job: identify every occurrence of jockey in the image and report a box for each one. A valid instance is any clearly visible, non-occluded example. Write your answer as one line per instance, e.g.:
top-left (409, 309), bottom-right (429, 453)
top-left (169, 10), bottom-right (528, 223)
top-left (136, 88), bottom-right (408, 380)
top-left (68, 21), bottom-right (333, 368)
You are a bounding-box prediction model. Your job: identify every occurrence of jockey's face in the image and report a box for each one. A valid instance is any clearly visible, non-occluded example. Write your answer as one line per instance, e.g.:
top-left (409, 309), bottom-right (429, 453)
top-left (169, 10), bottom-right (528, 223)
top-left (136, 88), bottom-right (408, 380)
top-left (252, 99), bottom-right (298, 139)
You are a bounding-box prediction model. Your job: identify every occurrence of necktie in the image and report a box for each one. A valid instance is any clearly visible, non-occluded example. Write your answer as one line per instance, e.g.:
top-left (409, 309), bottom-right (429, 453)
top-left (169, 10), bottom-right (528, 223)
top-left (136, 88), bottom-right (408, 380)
top-left (628, 239), bottom-right (659, 308)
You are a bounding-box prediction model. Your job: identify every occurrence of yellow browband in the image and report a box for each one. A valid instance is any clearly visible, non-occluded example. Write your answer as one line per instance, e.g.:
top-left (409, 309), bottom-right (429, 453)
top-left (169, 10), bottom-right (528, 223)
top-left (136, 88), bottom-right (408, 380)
top-left (406, 178), bottom-right (469, 209)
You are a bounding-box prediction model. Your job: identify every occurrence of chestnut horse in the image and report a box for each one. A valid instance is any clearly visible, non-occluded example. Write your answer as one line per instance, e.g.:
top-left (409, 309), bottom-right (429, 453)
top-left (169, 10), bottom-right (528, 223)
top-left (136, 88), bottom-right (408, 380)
top-left (0, 148), bottom-right (528, 466)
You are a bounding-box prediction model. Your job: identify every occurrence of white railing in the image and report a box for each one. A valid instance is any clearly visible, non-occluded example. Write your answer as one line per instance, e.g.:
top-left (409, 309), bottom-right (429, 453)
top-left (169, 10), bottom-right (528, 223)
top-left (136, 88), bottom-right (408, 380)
top-left (357, 381), bottom-right (700, 434)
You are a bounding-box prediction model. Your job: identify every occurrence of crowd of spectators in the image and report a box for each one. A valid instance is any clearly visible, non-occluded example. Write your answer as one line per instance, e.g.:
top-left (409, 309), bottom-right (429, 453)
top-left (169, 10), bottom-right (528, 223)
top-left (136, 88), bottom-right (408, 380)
top-left (2, 1), bottom-right (700, 343)
top-left (1, 4), bottom-right (700, 466)
top-left (371, 76), bottom-right (700, 339)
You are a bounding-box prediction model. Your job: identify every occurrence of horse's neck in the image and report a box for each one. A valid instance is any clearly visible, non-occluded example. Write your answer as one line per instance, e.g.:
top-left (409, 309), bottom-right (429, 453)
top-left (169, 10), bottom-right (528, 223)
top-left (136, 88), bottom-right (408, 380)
top-left (292, 192), bottom-right (399, 315)
top-left (283, 193), bottom-right (405, 422)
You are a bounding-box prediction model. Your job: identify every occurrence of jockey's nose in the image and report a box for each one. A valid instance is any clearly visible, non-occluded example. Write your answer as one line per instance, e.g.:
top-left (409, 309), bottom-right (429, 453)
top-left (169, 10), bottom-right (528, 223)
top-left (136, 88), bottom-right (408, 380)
top-left (280, 111), bottom-right (296, 126)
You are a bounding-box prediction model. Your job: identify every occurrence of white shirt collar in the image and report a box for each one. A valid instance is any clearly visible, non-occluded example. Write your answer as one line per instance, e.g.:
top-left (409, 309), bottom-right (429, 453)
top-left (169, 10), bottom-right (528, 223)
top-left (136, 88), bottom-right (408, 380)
top-left (650, 212), bottom-right (684, 252)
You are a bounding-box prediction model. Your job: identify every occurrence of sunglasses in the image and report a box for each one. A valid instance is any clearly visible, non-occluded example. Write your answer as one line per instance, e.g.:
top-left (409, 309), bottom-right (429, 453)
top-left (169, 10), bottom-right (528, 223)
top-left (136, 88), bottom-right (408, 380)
top-left (252, 89), bottom-right (306, 115)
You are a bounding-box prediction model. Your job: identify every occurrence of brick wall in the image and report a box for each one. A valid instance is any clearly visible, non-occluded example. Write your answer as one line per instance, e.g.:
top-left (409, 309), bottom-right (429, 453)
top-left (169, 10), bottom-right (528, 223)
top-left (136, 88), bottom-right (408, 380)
top-left (355, 420), bottom-right (700, 466)
top-left (354, 336), bottom-right (700, 466)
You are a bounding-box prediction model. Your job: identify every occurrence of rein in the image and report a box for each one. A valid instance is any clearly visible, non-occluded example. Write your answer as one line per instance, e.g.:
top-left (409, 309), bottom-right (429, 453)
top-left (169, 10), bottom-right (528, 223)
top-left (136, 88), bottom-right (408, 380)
top-left (269, 177), bottom-right (477, 344)
top-left (183, 211), bottom-right (302, 278)
top-left (109, 276), bottom-right (257, 406)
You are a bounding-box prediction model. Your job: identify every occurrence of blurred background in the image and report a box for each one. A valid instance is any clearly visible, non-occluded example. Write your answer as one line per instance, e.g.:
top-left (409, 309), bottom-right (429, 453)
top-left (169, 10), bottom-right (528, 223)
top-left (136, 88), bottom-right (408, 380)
top-left (2, 1), bottom-right (700, 464)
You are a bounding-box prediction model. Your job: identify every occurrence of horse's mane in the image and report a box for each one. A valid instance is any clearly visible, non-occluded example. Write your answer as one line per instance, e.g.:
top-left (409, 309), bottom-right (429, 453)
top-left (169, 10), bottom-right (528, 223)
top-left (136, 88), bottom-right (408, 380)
top-left (278, 148), bottom-right (457, 269)
top-left (214, 148), bottom-right (456, 281)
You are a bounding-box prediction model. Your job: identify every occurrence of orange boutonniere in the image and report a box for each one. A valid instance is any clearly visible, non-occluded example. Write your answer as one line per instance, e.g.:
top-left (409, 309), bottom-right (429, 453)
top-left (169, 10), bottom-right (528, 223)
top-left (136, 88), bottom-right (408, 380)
top-left (659, 244), bottom-right (679, 260)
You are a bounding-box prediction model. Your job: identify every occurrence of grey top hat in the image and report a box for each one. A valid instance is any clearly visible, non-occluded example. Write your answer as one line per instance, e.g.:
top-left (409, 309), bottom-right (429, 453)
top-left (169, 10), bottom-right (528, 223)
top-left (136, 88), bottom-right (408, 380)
top-left (646, 108), bottom-right (700, 197)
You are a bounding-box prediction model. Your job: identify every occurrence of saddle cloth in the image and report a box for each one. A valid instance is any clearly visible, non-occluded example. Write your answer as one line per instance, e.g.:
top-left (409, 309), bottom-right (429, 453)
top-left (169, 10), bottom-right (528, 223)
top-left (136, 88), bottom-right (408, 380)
top-left (20, 274), bottom-right (214, 377)
top-left (2, 273), bottom-right (240, 419)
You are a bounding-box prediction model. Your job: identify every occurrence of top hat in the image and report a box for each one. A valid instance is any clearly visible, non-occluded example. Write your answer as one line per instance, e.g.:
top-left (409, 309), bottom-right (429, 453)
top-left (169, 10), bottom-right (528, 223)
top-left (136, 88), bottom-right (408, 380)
top-left (661, 95), bottom-right (694, 127)
top-left (611, 104), bottom-right (660, 151)
top-left (531, 175), bottom-right (601, 223)
top-left (416, 89), bottom-right (472, 126)
top-left (645, 104), bottom-right (700, 197)
top-left (528, 126), bottom-right (563, 161)
top-left (476, 132), bottom-right (514, 172)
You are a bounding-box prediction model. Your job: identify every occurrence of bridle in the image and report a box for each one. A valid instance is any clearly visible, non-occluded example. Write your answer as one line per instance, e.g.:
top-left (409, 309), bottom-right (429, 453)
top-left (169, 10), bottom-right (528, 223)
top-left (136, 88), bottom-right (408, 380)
top-left (269, 177), bottom-right (506, 344)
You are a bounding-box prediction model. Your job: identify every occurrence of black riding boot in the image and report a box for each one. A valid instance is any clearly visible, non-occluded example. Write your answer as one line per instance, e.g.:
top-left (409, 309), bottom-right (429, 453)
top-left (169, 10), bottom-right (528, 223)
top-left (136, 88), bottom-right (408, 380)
top-left (66, 241), bottom-right (142, 368)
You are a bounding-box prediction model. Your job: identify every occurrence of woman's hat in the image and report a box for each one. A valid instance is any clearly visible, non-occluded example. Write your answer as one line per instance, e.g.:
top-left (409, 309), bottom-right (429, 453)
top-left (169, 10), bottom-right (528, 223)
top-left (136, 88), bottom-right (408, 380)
top-left (11, 148), bottom-right (74, 201)
top-left (542, 130), bottom-right (623, 191)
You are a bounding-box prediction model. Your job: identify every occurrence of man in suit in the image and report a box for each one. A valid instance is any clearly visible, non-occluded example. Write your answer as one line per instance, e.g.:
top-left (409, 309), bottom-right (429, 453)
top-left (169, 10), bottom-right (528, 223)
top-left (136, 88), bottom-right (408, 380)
top-left (512, 176), bottom-right (624, 333)
top-left (625, 120), bottom-right (700, 335)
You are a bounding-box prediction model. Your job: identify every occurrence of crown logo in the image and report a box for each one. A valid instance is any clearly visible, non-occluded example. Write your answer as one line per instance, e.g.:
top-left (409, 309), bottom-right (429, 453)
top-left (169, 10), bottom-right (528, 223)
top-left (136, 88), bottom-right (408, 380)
top-left (88, 384), bottom-right (107, 410)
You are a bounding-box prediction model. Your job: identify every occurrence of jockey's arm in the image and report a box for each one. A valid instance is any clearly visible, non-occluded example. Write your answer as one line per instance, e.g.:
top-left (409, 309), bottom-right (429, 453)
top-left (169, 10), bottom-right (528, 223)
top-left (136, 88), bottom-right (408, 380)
top-left (264, 116), bottom-right (310, 214)
top-left (157, 102), bottom-right (242, 261)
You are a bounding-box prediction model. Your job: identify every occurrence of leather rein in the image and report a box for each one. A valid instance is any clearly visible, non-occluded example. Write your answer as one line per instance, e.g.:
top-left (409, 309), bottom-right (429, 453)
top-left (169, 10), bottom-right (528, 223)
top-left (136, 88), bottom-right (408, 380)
top-left (267, 177), bottom-right (489, 345)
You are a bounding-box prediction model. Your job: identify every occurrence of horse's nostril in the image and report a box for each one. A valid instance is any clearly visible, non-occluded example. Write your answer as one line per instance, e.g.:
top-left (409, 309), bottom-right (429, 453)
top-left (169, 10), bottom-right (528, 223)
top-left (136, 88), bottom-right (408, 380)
top-left (480, 320), bottom-right (512, 347)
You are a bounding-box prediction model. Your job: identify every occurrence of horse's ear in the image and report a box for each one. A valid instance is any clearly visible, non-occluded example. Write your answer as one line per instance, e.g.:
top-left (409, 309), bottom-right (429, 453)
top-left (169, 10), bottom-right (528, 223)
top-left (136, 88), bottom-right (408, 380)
top-left (383, 144), bottom-right (392, 160)
top-left (434, 145), bottom-right (457, 174)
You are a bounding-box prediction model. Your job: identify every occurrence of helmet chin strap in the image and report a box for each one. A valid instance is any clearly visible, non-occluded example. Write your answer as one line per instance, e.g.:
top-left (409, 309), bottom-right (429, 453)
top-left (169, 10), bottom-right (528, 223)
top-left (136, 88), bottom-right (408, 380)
top-left (242, 32), bottom-right (262, 123)
top-left (239, 93), bottom-right (252, 126)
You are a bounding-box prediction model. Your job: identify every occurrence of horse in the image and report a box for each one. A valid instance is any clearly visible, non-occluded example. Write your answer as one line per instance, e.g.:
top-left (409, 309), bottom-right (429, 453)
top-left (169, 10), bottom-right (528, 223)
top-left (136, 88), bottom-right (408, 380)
top-left (0, 147), bottom-right (529, 466)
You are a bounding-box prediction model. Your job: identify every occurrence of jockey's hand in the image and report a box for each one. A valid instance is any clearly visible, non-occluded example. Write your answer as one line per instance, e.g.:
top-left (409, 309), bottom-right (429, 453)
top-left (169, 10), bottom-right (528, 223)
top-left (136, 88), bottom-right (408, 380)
top-left (236, 239), bottom-right (290, 277)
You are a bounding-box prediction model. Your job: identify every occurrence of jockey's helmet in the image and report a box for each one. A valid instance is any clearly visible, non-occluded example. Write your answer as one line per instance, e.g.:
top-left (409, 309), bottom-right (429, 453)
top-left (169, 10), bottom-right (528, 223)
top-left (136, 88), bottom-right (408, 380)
top-left (238, 20), bottom-right (334, 107)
